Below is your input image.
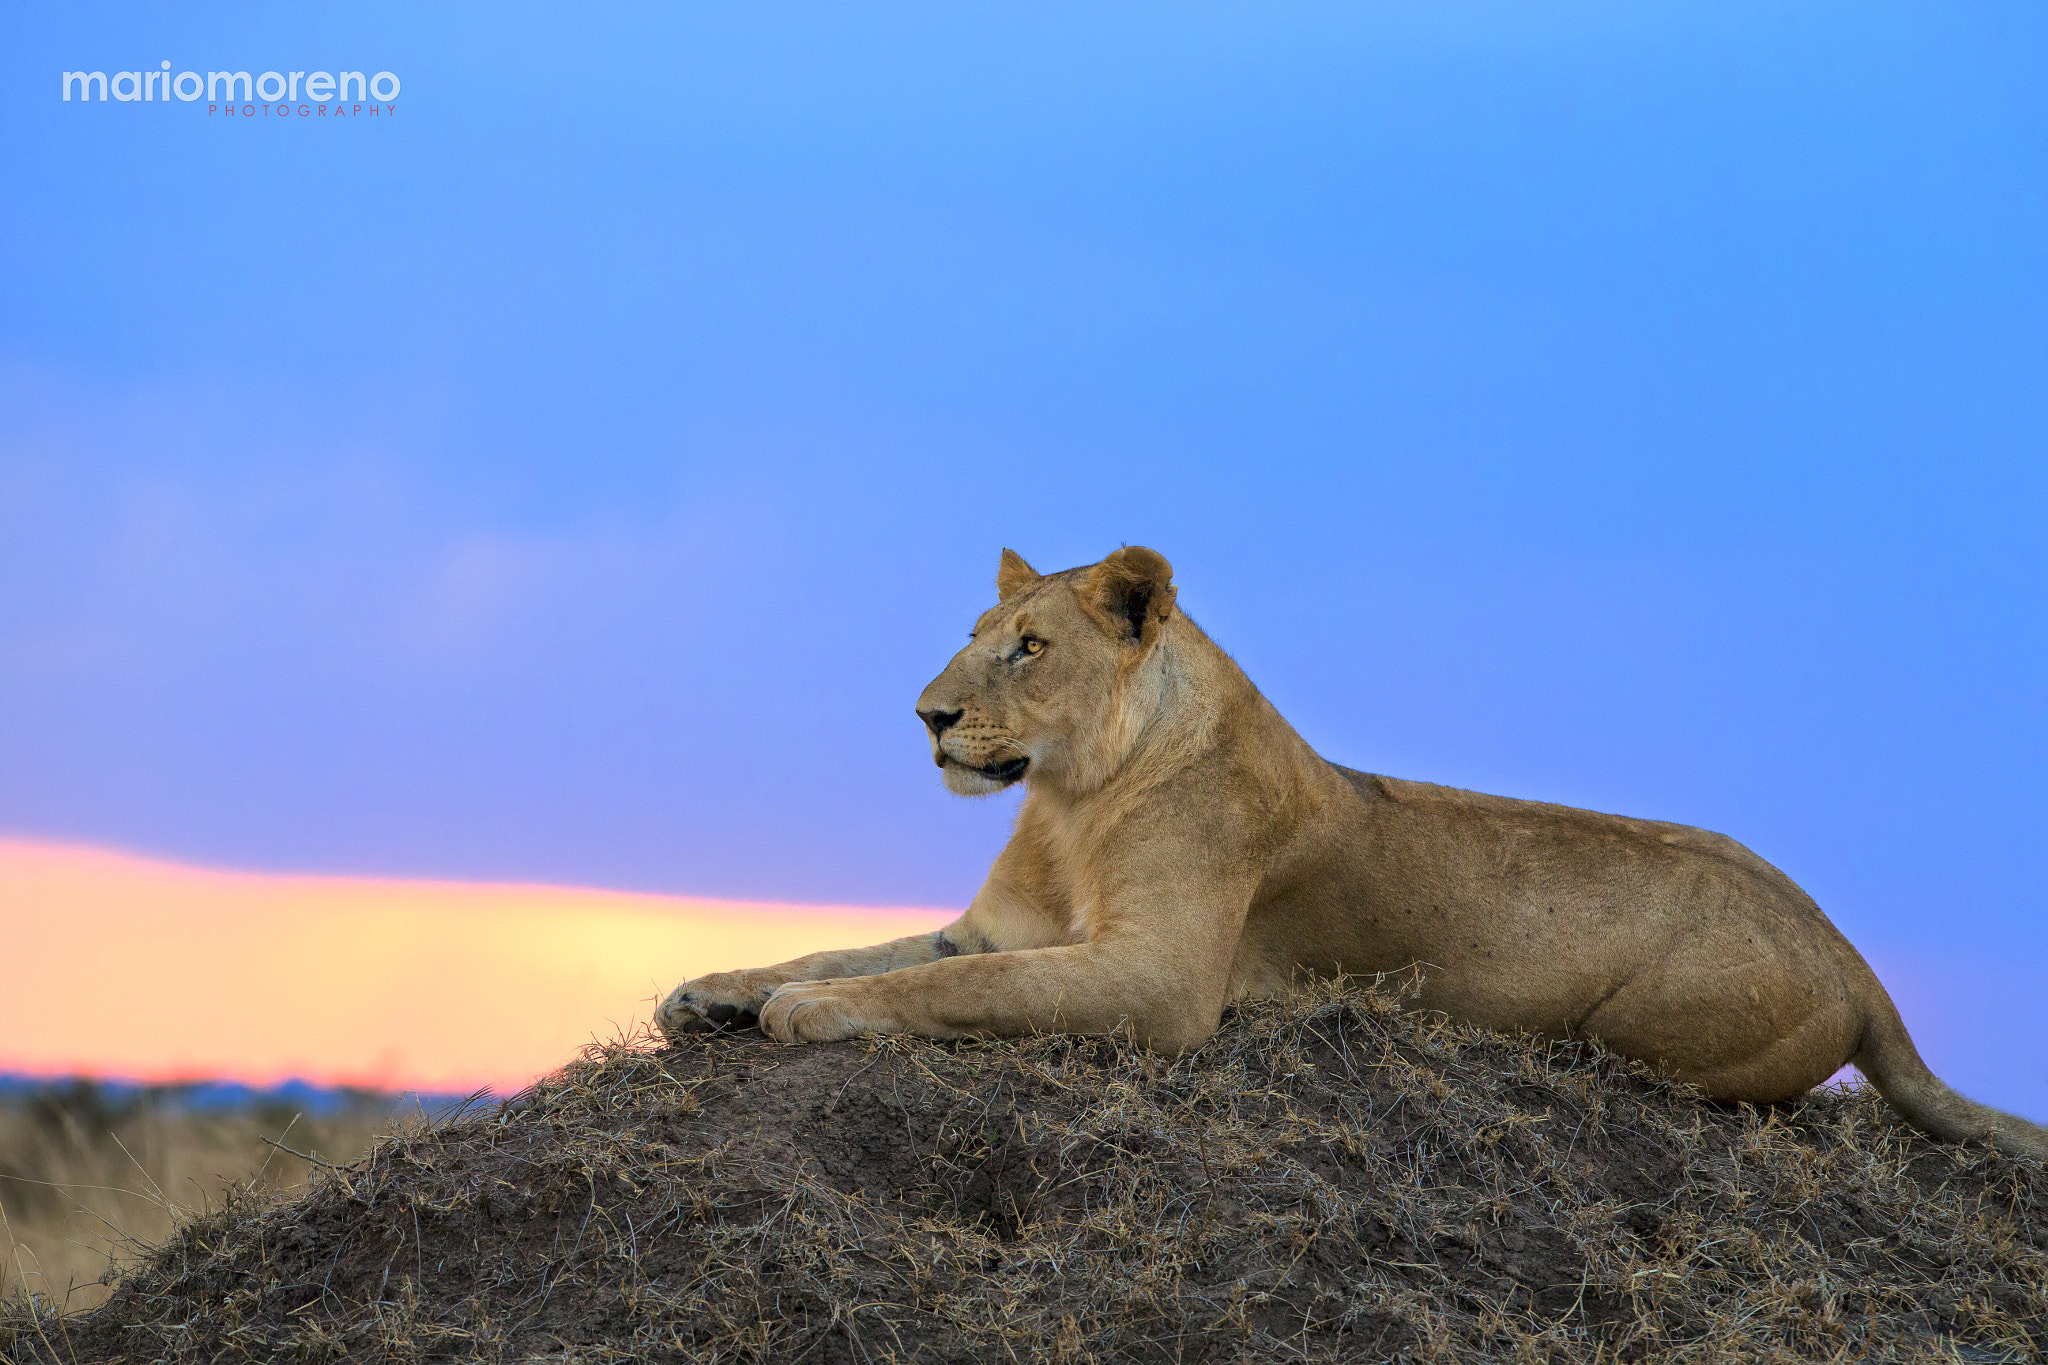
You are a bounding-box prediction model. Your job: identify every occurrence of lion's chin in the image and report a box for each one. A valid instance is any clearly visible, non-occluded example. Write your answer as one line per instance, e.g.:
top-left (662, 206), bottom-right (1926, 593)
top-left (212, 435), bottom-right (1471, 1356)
top-left (941, 757), bottom-right (1029, 796)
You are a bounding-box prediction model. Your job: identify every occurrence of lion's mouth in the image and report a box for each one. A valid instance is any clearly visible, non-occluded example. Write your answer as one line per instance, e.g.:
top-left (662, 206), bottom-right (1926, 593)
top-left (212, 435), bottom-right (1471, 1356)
top-left (942, 753), bottom-right (1030, 786)
top-left (979, 756), bottom-right (1030, 784)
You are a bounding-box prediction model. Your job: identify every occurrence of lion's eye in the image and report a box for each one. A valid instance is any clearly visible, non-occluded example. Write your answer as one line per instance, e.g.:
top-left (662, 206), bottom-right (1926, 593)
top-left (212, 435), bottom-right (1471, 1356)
top-left (1021, 636), bottom-right (1044, 656)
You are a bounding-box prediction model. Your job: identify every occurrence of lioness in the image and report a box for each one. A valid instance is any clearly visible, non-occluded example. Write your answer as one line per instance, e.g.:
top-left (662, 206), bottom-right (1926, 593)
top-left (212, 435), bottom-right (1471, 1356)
top-left (659, 547), bottom-right (2046, 1157)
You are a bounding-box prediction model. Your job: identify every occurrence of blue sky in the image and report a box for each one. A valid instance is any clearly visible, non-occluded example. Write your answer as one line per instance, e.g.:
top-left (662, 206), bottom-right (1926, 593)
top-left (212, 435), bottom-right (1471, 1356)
top-left (3, 5), bottom-right (2043, 1105)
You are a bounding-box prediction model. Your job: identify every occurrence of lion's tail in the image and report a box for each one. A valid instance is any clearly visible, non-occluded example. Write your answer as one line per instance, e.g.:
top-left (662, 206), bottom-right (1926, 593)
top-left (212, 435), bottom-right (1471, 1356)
top-left (1852, 983), bottom-right (2048, 1160)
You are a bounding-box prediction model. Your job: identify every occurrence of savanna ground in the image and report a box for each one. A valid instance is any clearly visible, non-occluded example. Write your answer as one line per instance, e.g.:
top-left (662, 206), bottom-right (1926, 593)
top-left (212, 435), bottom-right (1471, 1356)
top-left (3, 981), bottom-right (2043, 1363)
top-left (0, 1083), bottom-right (409, 1311)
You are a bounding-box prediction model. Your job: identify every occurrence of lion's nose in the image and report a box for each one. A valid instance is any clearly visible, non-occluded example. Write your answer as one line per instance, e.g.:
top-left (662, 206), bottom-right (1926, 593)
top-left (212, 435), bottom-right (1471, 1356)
top-left (920, 706), bottom-right (963, 738)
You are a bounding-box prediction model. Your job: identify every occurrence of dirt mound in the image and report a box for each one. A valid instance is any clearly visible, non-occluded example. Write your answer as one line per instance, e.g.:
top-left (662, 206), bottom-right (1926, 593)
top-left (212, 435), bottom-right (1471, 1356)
top-left (5, 983), bottom-right (2043, 1362)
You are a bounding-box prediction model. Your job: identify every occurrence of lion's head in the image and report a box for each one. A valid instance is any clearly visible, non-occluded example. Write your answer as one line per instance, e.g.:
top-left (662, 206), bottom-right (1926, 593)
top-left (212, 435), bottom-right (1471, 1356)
top-left (915, 546), bottom-right (1178, 796)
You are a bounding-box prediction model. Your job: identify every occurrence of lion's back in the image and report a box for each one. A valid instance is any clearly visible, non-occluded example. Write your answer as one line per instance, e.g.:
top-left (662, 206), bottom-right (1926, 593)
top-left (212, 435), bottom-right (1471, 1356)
top-left (1326, 761), bottom-right (1808, 906)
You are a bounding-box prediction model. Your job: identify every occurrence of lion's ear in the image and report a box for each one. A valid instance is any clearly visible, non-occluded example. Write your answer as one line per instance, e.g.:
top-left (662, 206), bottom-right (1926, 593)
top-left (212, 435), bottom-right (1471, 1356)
top-left (996, 548), bottom-right (1041, 601)
top-left (1082, 546), bottom-right (1176, 647)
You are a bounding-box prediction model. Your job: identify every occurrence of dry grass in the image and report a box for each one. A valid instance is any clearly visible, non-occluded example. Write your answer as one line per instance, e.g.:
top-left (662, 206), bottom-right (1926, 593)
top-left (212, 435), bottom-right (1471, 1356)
top-left (0, 1084), bottom-right (400, 1312)
top-left (3, 981), bottom-right (2043, 1362)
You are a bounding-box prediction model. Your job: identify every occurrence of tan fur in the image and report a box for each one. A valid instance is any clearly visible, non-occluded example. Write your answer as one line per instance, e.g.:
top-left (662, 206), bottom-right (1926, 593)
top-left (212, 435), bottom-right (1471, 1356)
top-left (657, 548), bottom-right (2046, 1158)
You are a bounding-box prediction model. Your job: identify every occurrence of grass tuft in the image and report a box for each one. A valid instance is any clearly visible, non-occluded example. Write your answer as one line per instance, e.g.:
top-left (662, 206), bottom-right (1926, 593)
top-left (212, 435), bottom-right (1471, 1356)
top-left (0, 1083), bottom-right (394, 1314)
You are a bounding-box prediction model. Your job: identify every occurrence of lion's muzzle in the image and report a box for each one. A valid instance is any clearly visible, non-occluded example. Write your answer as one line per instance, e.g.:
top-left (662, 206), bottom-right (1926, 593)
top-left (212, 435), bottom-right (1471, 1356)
top-left (918, 679), bottom-right (1029, 791)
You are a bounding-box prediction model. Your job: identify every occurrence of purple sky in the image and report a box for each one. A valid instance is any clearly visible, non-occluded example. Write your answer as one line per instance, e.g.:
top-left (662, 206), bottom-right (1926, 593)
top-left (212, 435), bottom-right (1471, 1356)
top-left (2, 3), bottom-right (2043, 1114)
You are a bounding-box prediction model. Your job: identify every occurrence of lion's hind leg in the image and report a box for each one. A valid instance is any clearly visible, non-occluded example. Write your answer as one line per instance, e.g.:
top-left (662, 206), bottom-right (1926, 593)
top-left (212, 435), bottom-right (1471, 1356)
top-left (1673, 1008), bottom-right (1862, 1106)
top-left (1576, 959), bottom-right (1861, 1106)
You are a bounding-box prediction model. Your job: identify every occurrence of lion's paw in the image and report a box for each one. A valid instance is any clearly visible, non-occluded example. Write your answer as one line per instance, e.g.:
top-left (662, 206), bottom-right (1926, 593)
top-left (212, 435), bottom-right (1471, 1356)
top-left (759, 981), bottom-right (897, 1045)
top-left (656, 971), bottom-right (779, 1042)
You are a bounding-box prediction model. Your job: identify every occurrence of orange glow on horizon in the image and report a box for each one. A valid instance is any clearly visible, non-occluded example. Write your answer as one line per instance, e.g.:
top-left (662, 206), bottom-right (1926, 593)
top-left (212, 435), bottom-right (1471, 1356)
top-left (0, 837), bottom-right (954, 1094)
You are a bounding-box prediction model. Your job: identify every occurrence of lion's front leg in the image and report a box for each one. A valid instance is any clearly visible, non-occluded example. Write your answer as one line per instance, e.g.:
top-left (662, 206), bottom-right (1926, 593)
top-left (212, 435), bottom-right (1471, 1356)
top-left (758, 978), bottom-right (907, 1044)
top-left (656, 967), bottom-right (791, 1037)
top-left (656, 929), bottom-right (964, 1041)
top-left (757, 937), bottom-right (1233, 1053)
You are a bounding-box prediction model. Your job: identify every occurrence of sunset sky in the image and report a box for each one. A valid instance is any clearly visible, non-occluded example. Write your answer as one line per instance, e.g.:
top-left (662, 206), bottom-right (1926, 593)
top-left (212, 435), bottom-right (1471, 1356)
top-left (2, 4), bottom-right (2043, 1113)
top-left (0, 837), bottom-right (948, 1093)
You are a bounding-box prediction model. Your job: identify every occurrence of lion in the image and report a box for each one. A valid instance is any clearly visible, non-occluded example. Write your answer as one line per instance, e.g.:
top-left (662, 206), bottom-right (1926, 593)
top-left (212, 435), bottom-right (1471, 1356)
top-left (658, 546), bottom-right (2047, 1157)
